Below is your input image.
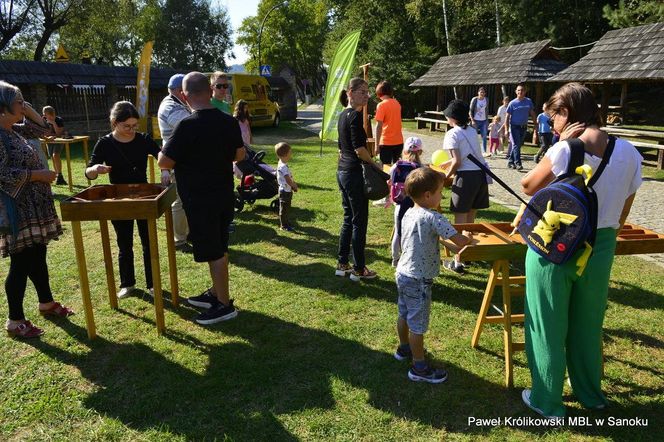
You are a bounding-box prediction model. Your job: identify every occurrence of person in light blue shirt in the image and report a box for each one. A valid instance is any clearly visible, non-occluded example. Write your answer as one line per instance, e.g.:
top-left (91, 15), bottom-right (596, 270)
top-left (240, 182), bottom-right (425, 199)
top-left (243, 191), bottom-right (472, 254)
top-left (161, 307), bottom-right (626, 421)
top-left (535, 103), bottom-right (553, 163)
top-left (505, 84), bottom-right (537, 170)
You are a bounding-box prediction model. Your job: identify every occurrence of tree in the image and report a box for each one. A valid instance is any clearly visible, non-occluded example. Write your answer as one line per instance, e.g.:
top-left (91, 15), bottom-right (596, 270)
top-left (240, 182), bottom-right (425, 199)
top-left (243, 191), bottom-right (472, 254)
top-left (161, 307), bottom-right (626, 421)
top-left (0, 0), bottom-right (35, 51)
top-left (237, 0), bottom-right (329, 96)
top-left (153, 0), bottom-right (233, 71)
top-left (59, 0), bottom-right (161, 65)
top-left (603, 0), bottom-right (664, 28)
top-left (33, 0), bottom-right (84, 61)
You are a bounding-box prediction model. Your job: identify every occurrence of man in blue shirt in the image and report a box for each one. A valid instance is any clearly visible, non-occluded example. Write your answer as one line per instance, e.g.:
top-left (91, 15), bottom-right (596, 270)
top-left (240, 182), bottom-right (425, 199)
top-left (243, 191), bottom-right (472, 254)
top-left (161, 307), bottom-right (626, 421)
top-left (505, 84), bottom-right (538, 170)
top-left (535, 103), bottom-right (553, 163)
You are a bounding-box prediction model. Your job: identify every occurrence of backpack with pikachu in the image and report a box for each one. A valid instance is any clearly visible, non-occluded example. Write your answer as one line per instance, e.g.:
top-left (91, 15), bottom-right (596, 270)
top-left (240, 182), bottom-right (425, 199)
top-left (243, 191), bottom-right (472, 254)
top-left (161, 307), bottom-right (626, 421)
top-left (517, 136), bottom-right (615, 275)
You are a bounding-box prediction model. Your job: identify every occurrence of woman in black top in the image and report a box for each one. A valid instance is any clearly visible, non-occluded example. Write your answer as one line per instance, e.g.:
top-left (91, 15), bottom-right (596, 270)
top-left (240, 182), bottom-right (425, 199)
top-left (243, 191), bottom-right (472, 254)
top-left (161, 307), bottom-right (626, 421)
top-left (334, 78), bottom-right (377, 281)
top-left (85, 101), bottom-right (165, 299)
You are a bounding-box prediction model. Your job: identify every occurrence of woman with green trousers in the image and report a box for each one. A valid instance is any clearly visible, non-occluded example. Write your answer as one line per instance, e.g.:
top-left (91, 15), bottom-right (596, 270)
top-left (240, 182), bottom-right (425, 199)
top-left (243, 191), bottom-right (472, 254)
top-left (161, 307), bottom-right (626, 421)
top-left (519, 83), bottom-right (643, 419)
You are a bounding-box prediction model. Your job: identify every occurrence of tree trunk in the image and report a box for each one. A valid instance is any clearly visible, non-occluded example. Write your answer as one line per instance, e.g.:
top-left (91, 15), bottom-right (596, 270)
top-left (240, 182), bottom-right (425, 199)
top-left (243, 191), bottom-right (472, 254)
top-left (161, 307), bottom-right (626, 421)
top-left (33, 25), bottom-right (55, 61)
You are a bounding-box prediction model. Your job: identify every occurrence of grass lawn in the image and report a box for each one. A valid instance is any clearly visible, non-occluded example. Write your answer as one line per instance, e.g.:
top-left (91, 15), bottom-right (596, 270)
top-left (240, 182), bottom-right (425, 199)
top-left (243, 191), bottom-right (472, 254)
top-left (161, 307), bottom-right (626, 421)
top-left (0, 124), bottom-right (662, 441)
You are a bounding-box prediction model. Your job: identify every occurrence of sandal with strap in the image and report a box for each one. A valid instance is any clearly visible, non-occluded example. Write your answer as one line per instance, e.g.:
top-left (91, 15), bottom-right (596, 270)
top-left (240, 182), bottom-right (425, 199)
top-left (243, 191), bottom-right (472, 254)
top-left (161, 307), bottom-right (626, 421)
top-left (39, 302), bottom-right (75, 318)
top-left (6, 320), bottom-right (45, 338)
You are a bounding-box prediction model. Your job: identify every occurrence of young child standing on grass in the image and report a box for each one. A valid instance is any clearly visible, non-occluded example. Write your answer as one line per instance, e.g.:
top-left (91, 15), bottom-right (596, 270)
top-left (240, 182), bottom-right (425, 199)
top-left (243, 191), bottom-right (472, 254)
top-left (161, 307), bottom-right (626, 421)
top-left (394, 167), bottom-right (472, 383)
top-left (488, 115), bottom-right (501, 156)
top-left (275, 142), bottom-right (298, 232)
top-left (389, 136), bottom-right (423, 266)
top-left (42, 106), bottom-right (67, 185)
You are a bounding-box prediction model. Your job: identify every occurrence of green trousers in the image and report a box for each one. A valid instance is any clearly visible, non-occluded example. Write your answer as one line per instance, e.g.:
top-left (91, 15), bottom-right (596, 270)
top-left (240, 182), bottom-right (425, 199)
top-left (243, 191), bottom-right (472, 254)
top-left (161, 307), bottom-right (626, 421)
top-left (525, 228), bottom-right (617, 417)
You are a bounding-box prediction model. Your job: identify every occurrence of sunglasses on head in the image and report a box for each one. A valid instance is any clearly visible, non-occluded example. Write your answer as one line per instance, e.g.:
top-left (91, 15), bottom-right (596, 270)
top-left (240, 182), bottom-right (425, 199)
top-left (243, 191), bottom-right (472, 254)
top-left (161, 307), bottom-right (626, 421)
top-left (215, 83), bottom-right (229, 89)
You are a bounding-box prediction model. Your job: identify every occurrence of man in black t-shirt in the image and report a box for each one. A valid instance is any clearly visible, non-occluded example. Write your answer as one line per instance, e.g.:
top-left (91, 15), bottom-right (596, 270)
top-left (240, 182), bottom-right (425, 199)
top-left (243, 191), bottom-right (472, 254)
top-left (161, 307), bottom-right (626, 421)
top-left (159, 72), bottom-right (245, 325)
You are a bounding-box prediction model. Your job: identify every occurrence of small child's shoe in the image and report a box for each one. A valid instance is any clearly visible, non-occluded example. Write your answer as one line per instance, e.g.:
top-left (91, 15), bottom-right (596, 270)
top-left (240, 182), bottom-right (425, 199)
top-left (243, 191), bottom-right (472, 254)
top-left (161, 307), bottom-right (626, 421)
top-left (350, 267), bottom-right (377, 282)
top-left (280, 225), bottom-right (294, 232)
top-left (335, 262), bottom-right (353, 277)
top-left (408, 365), bottom-right (448, 384)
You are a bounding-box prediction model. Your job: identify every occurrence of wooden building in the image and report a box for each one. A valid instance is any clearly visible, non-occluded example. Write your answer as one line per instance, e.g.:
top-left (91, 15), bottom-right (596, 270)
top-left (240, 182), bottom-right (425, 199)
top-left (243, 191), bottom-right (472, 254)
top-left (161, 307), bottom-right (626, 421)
top-left (410, 40), bottom-right (568, 112)
top-left (549, 21), bottom-right (664, 125)
top-left (0, 60), bottom-right (179, 137)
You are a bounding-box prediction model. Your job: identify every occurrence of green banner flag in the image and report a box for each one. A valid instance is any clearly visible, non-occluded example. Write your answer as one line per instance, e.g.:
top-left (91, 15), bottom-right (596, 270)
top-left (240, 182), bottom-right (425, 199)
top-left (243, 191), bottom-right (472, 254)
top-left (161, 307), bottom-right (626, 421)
top-left (321, 30), bottom-right (361, 141)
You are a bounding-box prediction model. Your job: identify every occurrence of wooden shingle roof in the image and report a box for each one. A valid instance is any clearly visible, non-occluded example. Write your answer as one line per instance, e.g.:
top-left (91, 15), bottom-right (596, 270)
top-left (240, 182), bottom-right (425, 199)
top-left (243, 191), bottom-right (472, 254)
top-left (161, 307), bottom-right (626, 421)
top-left (410, 40), bottom-right (567, 87)
top-left (0, 60), bottom-right (180, 87)
top-left (550, 22), bottom-right (664, 82)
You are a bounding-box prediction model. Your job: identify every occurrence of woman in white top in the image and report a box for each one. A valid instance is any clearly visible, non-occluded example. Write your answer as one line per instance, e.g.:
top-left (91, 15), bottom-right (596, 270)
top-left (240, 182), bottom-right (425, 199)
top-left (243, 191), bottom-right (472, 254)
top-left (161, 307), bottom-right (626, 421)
top-left (519, 83), bottom-right (642, 419)
top-left (441, 99), bottom-right (490, 273)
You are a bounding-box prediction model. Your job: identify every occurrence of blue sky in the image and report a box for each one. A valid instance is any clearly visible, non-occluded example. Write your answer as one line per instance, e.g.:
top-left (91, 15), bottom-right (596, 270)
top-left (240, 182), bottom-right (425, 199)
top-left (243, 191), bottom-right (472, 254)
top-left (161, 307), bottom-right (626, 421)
top-left (217, 0), bottom-right (261, 65)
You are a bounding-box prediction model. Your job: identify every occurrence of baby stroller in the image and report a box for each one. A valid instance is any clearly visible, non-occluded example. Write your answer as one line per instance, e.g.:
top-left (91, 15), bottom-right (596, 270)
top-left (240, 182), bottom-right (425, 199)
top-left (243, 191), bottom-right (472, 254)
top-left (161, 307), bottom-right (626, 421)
top-left (234, 146), bottom-right (279, 212)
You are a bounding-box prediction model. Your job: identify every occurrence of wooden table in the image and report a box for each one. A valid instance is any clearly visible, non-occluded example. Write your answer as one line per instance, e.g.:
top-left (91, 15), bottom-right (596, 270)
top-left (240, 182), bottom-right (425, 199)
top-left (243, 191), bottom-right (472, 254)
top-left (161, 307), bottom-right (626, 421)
top-left (60, 183), bottom-right (179, 339)
top-left (40, 136), bottom-right (91, 192)
top-left (440, 222), bottom-right (664, 387)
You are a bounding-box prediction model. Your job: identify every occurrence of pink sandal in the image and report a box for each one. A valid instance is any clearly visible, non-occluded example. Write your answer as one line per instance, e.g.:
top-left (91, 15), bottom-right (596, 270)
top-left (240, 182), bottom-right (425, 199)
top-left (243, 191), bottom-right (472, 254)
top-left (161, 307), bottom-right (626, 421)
top-left (6, 321), bottom-right (45, 338)
top-left (39, 302), bottom-right (75, 318)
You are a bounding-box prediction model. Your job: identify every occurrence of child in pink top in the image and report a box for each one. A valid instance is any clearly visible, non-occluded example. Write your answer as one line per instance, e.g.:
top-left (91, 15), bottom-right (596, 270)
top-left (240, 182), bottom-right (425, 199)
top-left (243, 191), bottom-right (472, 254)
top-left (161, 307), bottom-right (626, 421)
top-left (488, 115), bottom-right (501, 156)
top-left (234, 99), bottom-right (252, 146)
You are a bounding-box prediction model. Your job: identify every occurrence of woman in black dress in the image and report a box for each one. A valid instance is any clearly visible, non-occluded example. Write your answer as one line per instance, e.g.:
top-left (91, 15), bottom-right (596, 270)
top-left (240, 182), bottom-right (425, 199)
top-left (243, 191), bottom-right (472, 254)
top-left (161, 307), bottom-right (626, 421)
top-left (85, 101), bottom-right (166, 298)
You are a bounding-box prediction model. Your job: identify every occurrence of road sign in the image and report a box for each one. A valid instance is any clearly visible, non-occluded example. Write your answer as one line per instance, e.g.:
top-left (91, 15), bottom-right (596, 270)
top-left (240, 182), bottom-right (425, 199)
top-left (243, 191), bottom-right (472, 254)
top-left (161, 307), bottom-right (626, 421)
top-left (55, 44), bottom-right (70, 63)
top-left (260, 65), bottom-right (272, 77)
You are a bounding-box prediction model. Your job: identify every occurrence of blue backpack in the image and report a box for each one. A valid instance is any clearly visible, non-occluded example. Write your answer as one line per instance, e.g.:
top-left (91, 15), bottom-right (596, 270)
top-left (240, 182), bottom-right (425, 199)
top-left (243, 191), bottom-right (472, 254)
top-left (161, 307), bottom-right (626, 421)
top-left (389, 160), bottom-right (419, 203)
top-left (468, 136), bottom-right (615, 275)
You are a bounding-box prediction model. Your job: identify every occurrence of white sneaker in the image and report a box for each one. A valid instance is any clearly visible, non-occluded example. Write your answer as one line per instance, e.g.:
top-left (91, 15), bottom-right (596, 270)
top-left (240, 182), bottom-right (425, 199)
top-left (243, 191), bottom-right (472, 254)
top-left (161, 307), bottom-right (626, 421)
top-left (149, 288), bottom-right (155, 297)
top-left (372, 197), bottom-right (387, 206)
top-left (117, 286), bottom-right (135, 299)
top-left (521, 389), bottom-right (559, 420)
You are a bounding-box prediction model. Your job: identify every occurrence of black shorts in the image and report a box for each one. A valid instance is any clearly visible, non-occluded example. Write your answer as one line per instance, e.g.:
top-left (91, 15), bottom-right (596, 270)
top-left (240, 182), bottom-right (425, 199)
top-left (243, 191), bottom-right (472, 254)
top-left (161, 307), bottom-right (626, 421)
top-left (450, 170), bottom-right (490, 213)
top-left (185, 203), bottom-right (234, 263)
top-left (379, 144), bottom-right (403, 165)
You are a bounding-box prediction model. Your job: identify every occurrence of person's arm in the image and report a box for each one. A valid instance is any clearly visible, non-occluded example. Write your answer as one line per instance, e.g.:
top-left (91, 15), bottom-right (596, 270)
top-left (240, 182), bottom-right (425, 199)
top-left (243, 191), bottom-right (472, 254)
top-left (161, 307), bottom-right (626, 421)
top-left (157, 152), bottom-right (175, 170)
top-left (234, 146), bottom-right (246, 162)
top-left (85, 140), bottom-right (111, 180)
top-left (447, 148), bottom-right (462, 176)
top-left (285, 174), bottom-right (298, 192)
top-left (504, 112), bottom-right (511, 135)
top-left (53, 117), bottom-right (65, 137)
top-left (450, 231), bottom-right (472, 248)
top-left (469, 98), bottom-right (476, 126)
top-left (530, 107), bottom-right (538, 134)
top-left (618, 193), bottom-right (636, 232)
top-left (521, 156), bottom-right (555, 195)
top-left (374, 121), bottom-right (383, 156)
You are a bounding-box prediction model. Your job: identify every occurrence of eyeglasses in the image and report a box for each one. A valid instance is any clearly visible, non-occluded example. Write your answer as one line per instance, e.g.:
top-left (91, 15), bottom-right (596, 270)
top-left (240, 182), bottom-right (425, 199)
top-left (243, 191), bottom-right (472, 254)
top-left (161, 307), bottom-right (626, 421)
top-left (214, 83), bottom-right (229, 89)
top-left (119, 123), bottom-right (139, 131)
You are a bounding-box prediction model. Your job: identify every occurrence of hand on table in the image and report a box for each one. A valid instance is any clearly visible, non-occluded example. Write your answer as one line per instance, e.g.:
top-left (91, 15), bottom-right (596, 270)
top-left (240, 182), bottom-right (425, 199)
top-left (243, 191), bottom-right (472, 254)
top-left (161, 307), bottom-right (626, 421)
top-left (93, 164), bottom-right (112, 175)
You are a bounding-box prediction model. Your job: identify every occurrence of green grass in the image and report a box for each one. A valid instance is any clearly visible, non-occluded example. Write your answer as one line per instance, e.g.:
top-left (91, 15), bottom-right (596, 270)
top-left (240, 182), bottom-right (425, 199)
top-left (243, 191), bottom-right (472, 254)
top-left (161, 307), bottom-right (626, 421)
top-left (0, 125), bottom-right (662, 441)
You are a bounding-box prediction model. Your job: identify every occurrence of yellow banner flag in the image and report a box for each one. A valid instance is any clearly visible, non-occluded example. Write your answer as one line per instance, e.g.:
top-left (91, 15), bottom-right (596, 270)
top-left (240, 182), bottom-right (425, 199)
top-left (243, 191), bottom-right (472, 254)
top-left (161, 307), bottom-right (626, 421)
top-left (136, 41), bottom-right (154, 133)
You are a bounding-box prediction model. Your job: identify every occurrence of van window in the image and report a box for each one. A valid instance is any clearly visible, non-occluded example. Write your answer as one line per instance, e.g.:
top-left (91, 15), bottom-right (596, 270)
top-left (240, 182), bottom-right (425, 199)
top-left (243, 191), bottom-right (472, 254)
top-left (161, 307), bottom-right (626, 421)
top-left (239, 86), bottom-right (255, 101)
top-left (252, 84), bottom-right (267, 101)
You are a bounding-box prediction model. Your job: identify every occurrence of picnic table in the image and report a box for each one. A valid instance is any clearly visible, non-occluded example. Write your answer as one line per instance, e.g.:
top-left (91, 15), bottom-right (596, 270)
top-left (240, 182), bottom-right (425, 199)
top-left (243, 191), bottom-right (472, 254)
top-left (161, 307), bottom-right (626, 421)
top-left (601, 127), bottom-right (664, 169)
top-left (40, 135), bottom-right (91, 192)
top-left (415, 111), bottom-right (449, 132)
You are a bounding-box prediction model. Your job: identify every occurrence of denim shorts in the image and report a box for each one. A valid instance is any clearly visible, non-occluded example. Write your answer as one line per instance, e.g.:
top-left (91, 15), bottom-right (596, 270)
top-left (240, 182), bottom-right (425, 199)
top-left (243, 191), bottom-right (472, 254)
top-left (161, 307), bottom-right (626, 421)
top-left (396, 273), bottom-right (433, 335)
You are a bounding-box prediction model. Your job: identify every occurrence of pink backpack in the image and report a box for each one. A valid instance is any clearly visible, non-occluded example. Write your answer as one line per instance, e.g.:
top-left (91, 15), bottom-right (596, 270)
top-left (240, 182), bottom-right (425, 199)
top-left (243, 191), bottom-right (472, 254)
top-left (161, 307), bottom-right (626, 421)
top-left (390, 160), bottom-right (420, 203)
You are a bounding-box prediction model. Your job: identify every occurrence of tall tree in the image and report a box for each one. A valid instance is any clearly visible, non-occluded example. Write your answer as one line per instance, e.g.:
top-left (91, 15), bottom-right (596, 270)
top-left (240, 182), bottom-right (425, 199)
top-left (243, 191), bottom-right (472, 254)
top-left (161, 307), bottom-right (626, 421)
top-left (603, 0), bottom-right (664, 28)
top-left (153, 0), bottom-right (233, 71)
top-left (0, 0), bottom-right (35, 51)
top-left (33, 0), bottom-right (84, 61)
top-left (237, 0), bottom-right (329, 95)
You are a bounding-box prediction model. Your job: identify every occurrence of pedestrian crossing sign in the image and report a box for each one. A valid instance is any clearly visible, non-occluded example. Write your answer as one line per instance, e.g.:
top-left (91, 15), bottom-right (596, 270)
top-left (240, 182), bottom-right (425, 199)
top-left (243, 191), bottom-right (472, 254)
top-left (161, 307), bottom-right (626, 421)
top-left (260, 65), bottom-right (272, 77)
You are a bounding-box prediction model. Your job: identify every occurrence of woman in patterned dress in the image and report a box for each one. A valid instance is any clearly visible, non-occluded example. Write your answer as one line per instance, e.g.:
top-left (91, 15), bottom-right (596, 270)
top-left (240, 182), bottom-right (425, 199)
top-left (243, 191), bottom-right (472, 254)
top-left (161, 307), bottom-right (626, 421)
top-left (0, 81), bottom-right (73, 339)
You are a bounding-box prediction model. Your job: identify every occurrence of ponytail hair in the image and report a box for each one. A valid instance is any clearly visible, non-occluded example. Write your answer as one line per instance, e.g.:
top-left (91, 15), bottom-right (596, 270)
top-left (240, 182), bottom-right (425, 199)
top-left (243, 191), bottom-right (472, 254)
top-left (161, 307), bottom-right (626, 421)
top-left (339, 77), bottom-right (368, 107)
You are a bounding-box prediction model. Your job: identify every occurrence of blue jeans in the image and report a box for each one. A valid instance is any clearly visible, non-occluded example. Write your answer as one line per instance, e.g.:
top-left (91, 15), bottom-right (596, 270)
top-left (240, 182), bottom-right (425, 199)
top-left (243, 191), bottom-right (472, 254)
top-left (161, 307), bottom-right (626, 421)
top-left (475, 119), bottom-right (488, 153)
top-left (508, 124), bottom-right (527, 166)
top-left (337, 169), bottom-right (369, 271)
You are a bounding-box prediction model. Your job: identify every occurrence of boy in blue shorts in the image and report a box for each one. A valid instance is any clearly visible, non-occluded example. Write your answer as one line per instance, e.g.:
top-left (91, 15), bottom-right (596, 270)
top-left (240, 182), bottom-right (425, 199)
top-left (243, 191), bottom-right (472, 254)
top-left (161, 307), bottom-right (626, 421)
top-left (394, 167), bottom-right (472, 383)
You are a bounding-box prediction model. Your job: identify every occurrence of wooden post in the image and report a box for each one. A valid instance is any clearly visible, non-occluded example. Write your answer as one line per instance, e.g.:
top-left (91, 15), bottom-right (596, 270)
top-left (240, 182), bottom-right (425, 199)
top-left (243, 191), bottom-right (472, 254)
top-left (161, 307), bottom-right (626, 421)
top-left (83, 138), bottom-right (91, 186)
top-left (147, 219), bottom-right (165, 335)
top-left (359, 63), bottom-right (374, 155)
top-left (99, 220), bottom-right (118, 309)
top-left (436, 86), bottom-right (445, 111)
top-left (535, 82), bottom-right (543, 109)
top-left (163, 209), bottom-right (179, 306)
top-left (601, 82), bottom-right (610, 125)
top-left (72, 221), bottom-right (96, 339)
top-left (65, 142), bottom-right (73, 192)
top-left (500, 260), bottom-right (514, 388)
top-left (149, 156), bottom-right (156, 183)
top-left (620, 82), bottom-right (628, 124)
top-left (472, 261), bottom-right (499, 347)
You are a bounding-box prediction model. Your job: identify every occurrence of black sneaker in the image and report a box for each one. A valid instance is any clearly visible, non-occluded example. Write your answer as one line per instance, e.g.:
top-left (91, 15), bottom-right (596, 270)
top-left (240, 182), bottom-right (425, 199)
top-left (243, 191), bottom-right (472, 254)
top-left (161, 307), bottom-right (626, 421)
top-left (517, 164), bottom-right (524, 171)
top-left (507, 162), bottom-right (515, 169)
top-left (186, 288), bottom-right (218, 309)
top-left (394, 345), bottom-right (413, 361)
top-left (408, 365), bottom-right (448, 384)
top-left (56, 174), bottom-right (67, 185)
top-left (195, 300), bottom-right (238, 325)
top-left (443, 260), bottom-right (465, 274)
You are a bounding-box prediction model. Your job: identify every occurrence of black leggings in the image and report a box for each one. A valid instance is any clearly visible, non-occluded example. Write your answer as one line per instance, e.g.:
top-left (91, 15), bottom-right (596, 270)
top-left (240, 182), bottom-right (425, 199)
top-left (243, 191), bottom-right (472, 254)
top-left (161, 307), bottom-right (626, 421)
top-left (4, 244), bottom-right (54, 321)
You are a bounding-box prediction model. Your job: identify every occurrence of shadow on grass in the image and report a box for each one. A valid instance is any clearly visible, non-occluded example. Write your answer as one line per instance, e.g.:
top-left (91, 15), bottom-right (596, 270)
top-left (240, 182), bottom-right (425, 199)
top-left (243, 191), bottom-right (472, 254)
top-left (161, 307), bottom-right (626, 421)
top-left (26, 312), bottom-right (516, 439)
top-left (607, 280), bottom-right (664, 310)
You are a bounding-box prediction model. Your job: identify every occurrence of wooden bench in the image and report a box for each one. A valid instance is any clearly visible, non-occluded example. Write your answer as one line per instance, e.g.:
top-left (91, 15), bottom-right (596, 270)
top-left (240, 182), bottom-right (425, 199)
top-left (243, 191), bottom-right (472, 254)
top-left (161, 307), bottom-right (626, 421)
top-left (627, 140), bottom-right (664, 170)
top-left (415, 116), bottom-right (449, 132)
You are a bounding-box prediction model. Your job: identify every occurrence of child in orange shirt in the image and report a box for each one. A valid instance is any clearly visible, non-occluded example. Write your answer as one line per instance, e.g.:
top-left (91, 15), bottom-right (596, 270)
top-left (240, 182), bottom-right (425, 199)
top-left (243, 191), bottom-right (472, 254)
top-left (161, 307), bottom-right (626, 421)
top-left (374, 80), bottom-right (404, 206)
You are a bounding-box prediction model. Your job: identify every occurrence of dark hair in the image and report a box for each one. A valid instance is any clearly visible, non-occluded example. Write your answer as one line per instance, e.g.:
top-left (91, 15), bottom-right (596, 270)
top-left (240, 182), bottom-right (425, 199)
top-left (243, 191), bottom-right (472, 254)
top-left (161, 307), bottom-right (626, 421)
top-left (339, 77), bottom-right (367, 107)
top-left (275, 141), bottom-right (291, 157)
top-left (109, 101), bottom-right (139, 126)
top-left (478, 86), bottom-right (486, 94)
top-left (546, 82), bottom-right (602, 127)
top-left (234, 99), bottom-right (249, 122)
top-left (405, 167), bottom-right (445, 199)
top-left (516, 83), bottom-right (526, 90)
top-left (376, 80), bottom-right (393, 97)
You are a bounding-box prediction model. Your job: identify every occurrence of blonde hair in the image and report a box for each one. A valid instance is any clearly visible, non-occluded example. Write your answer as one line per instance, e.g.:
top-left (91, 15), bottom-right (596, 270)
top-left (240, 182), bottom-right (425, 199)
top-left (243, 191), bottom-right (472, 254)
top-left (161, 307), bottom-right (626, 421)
top-left (492, 115), bottom-right (501, 123)
top-left (42, 105), bottom-right (56, 116)
top-left (404, 150), bottom-right (422, 164)
top-left (210, 71), bottom-right (228, 83)
top-left (275, 142), bottom-right (291, 158)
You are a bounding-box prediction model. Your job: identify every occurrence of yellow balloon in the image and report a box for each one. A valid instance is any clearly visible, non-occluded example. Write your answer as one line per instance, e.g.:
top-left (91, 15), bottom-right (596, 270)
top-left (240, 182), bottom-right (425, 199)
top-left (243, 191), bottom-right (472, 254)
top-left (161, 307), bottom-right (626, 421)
top-left (431, 149), bottom-right (448, 166)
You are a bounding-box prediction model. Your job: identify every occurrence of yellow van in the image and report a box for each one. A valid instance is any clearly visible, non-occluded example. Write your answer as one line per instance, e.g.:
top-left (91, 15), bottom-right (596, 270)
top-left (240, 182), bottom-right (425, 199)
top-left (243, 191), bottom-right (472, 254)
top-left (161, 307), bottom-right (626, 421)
top-left (228, 74), bottom-right (281, 127)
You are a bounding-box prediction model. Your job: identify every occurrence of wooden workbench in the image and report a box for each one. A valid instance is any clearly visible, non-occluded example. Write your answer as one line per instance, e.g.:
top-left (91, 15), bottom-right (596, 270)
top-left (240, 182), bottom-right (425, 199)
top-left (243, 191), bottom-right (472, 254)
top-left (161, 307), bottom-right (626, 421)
top-left (40, 135), bottom-right (90, 192)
